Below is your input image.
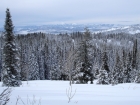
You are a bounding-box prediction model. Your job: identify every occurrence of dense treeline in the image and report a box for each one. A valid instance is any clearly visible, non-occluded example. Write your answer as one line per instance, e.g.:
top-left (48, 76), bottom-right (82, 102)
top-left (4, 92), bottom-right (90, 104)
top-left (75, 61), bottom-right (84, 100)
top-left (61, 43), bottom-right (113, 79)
top-left (0, 30), bottom-right (140, 85)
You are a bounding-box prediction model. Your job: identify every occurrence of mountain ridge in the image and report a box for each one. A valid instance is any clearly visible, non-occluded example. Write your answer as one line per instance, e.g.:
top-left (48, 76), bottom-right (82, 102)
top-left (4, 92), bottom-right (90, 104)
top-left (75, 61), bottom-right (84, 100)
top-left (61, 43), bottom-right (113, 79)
top-left (0, 24), bottom-right (140, 34)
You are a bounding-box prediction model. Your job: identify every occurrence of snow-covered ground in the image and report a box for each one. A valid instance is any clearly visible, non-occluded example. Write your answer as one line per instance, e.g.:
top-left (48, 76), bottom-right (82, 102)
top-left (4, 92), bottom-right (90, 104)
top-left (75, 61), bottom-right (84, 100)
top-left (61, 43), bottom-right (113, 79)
top-left (0, 80), bottom-right (140, 105)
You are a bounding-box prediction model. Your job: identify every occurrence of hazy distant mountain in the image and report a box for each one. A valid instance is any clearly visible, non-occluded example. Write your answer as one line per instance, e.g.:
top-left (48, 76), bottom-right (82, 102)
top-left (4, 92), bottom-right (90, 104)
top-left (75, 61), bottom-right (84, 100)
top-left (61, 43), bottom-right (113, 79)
top-left (0, 24), bottom-right (140, 35)
top-left (95, 24), bottom-right (140, 34)
top-left (3, 24), bottom-right (123, 34)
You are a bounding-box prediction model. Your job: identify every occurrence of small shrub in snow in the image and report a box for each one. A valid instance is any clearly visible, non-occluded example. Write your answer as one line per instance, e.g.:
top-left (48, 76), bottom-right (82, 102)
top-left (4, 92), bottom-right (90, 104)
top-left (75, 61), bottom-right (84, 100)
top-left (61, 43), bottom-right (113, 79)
top-left (16, 95), bottom-right (41, 105)
top-left (66, 85), bottom-right (76, 103)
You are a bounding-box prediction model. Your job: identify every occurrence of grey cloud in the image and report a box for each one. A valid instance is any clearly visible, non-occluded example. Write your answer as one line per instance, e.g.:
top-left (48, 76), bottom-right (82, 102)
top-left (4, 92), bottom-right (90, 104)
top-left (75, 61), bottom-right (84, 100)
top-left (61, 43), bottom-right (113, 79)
top-left (0, 0), bottom-right (140, 26)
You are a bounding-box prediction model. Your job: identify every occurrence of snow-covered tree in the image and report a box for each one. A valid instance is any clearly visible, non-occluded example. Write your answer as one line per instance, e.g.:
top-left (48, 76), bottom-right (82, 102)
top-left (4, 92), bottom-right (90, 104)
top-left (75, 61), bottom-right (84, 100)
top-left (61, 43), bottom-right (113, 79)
top-left (2, 8), bottom-right (21, 87)
top-left (28, 52), bottom-right (40, 80)
top-left (111, 52), bottom-right (123, 85)
top-left (93, 64), bottom-right (100, 79)
top-left (49, 43), bottom-right (62, 80)
top-left (134, 70), bottom-right (140, 83)
top-left (38, 51), bottom-right (45, 80)
top-left (63, 40), bottom-right (76, 85)
top-left (131, 39), bottom-right (138, 82)
top-left (101, 49), bottom-right (110, 73)
top-left (43, 43), bottom-right (50, 80)
top-left (74, 28), bottom-right (93, 84)
top-left (96, 69), bottom-right (110, 85)
top-left (123, 52), bottom-right (132, 83)
top-left (97, 49), bottom-right (110, 85)
top-left (132, 39), bottom-right (138, 70)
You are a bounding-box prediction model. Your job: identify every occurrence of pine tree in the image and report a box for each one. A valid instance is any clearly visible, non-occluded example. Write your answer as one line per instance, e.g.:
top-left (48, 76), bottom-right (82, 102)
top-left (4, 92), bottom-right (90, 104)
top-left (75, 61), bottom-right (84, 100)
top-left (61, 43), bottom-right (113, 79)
top-left (75, 28), bottom-right (93, 84)
top-left (132, 39), bottom-right (138, 70)
top-left (131, 39), bottom-right (138, 81)
top-left (2, 8), bottom-right (21, 87)
top-left (122, 48), bottom-right (126, 69)
top-left (123, 52), bottom-right (132, 83)
top-left (20, 44), bottom-right (29, 81)
top-left (93, 64), bottom-right (99, 79)
top-left (97, 48), bottom-right (110, 85)
top-left (43, 43), bottom-right (49, 80)
top-left (50, 45), bottom-right (61, 80)
top-left (111, 52), bottom-right (123, 85)
top-left (134, 70), bottom-right (140, 83)
top-left (38, 51), bottom-right (45, 80)
top-left (101, 50), bottom-right (110, 73)
top-left (96, 69), bottom-right (110, 85)
top-left (28, 52), bottom-right (40, 80)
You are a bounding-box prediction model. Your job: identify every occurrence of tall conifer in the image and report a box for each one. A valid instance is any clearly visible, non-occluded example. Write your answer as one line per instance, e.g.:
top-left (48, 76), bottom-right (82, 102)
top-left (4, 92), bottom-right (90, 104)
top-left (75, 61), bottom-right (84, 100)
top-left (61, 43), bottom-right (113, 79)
top-left (2, 8), bottom-right (21, 87)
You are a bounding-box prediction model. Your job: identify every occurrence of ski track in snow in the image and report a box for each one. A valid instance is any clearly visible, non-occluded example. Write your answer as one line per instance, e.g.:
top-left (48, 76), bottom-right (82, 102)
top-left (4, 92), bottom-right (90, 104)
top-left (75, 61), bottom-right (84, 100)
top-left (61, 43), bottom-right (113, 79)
top-left (0, 80), bottom-right (140, 105)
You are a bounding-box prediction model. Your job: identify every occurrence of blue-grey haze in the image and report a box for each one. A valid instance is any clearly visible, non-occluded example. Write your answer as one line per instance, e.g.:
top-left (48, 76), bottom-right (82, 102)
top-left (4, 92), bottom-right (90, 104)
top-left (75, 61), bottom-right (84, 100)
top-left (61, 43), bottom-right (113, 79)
top-left (0, 0), bottom-right (140, 27)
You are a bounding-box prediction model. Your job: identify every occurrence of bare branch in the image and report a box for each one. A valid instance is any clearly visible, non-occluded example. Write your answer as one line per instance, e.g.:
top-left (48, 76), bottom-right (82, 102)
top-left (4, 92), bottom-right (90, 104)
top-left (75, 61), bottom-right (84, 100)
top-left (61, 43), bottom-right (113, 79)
top-left (66, 85), bottom-right (76, 103)
top-left (0, 87), bottom-right (12, 105)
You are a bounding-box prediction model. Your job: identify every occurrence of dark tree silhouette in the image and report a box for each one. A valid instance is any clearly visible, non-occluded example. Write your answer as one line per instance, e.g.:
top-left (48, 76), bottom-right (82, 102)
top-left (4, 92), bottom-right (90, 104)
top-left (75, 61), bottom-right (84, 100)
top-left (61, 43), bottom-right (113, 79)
top-left (2, 8), bottom-right (21, 87)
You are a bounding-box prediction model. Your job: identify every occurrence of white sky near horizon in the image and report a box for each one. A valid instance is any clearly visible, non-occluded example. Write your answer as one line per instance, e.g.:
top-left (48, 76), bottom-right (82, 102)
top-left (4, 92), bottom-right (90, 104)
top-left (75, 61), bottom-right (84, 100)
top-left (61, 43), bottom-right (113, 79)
top-left (0, 0), bottom-right (140, 26)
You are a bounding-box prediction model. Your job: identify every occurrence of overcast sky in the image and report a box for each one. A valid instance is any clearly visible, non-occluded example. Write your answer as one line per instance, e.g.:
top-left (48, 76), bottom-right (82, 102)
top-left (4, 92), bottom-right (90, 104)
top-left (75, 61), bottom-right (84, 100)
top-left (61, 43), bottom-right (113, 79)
top-left (0, 0), bottom-right (140, 26)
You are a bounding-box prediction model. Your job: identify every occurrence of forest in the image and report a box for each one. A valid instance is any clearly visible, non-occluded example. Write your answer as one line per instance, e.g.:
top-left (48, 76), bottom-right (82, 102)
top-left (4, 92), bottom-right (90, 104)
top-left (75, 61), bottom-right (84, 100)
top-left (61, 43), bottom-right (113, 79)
top-left (1, 0), bottom-right (140, 104)
top-left (0, 29), bottom-right (140, 85)
top-left (1, 8), bottom-right (140, 87)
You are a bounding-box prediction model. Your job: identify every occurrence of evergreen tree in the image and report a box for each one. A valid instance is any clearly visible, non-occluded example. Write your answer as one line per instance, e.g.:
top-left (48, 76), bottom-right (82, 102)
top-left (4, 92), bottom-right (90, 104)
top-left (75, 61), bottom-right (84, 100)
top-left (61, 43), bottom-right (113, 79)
top-left (43, 43), bottom-right (49, 80)
top-left (20, 42), bottom-right (29, 81)
top-left (111, 52), bottom-right (123, 85)
top-left (28, 52), bottom-right (40, 80)
top-left (96, 69), bottom-right (110, 85)
top-left (38, 52), bottom-right (45, 80)
top-left (132, 39), bottom-right (138, 70)
top-left (50, 45), bottom-right (61, 80)
top-left (122, 48), bottom-right (126, 69)
top-left (101, 50), bottom-right (110, 73)
top-left (131, 39), bottom-right (138, 81)
top-left (97, 48), bottom-right (110, 85)
top-left (2, 8), bottom-right (21, 86)
top-left (123, 52), bottom-right (132, 83)
top-left (75, 28), bottom-right (93, 84)
top-left (134, 70), bottom-right (140, 83)
top-left (93, 64), bottom-right (99, 79)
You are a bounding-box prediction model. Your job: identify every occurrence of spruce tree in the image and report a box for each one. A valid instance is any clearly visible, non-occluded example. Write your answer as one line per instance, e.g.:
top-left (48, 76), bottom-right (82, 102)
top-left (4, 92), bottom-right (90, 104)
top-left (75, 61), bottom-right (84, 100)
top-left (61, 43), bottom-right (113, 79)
top-left (96, 69), bottom-right (110, 85)
top-left (93, 64), bottom-right (99, 79)
top-left (132, 39), bottom-right (138, 70)
top-left (123, 52), bottom-right (132, 83)
top-left (28, 52), bottom-right (40, 80)
top-left (134, 70), bottom-right (140, 83)
top-left (97, 47), bottom-right (110, 85)
top-left (2, 8), bottom-right (21, 87)
top-left (111, 52), bottom-right (123, 85)
top-left (101, 50), bottom-right (110, 73)
top-left (75, 28), bottom-right (93, 84)
top-left (131, 39), bottom-right (138, 81)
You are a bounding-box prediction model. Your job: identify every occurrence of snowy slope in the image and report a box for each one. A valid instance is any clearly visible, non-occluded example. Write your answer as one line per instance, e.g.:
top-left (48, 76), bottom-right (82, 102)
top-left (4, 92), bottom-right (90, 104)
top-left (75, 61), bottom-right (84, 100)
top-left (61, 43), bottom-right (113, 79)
top-left (0, 24), bottom-right (122, 34)
top-left (95, 24), bottom-right (140, 34)
top-left (1, 24), bottom-right (140, 35)
top-left (0, 80), bottom-right (140, 105)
